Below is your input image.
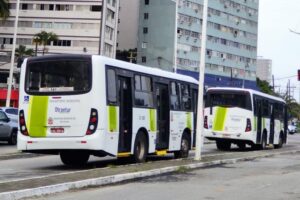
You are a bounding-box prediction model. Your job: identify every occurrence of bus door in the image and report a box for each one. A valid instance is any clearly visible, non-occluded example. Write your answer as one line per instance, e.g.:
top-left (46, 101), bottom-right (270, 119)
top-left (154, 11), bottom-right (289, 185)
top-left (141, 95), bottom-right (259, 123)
top-left (192, 88), bottom-right (198, 148)
top-left (269, 104), bottom-right (275, 144)
top-left (118, 76), bottom-right (133, 153)
top-left (156, 83), bottom-right (170, 150)
top-left (256, 99), bottom-right (262, 143)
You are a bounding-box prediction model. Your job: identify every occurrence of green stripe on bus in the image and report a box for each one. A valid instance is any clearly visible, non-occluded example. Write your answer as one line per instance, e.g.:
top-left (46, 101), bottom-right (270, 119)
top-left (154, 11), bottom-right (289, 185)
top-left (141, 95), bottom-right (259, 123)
top-left (186, 112), bottom-right (192, 129)
top-left (213, 107), bottom-right (227, 131)
top-left (27, 96), bottom-right (49, 137)
top-left (108, 106), bottom-right (117, 132)
top-left (149, 109), bottom-right (156, 132)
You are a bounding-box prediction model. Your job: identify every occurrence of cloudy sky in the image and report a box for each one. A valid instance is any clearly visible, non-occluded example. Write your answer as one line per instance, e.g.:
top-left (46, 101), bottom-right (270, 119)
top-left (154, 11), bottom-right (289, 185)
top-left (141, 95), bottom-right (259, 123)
top-left (258, 0), bottom-right (300, 101)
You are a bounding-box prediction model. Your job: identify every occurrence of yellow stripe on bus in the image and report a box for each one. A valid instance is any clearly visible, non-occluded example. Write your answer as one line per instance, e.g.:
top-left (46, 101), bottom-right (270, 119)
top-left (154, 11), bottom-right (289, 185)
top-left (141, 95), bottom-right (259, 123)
top-left (149, 109), bottom-right (156, 132)
top-left (27, 96), bottom-right (49, 137)
top-left (213, 107), bottom-right (227, 131)
top-left (117, 152), bottom-right (131, 157)
top-left (156, 150), bottom-right (167, 156)
top-left (108, 106), bottom-right (118, 132)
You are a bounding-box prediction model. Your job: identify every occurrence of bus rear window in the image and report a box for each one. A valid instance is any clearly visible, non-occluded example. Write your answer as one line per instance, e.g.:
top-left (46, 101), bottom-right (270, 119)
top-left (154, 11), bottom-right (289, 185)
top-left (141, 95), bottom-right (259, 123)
top-left (25, 59), bottom-right (91, 94)
top-left (206, 92), bottom-right (252, 110)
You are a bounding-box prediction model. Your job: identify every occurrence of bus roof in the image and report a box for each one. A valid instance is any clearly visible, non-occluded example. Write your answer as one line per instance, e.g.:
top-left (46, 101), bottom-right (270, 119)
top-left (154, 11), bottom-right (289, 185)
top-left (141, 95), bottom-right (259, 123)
top-left (207, 87), bottom-right (285, 103)
top-left (93, 55), bottom-right (199, 85)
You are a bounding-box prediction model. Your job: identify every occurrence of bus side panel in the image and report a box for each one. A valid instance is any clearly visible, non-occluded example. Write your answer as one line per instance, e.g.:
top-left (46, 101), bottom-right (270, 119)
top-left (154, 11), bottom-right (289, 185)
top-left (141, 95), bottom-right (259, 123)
top-left (131, 108), bottom-right (156, 154)
top-left (169, 111), bottom-right (193, 151)
top-left (273, 119), bottom-right (281, 145)
top-left (103, 106), bottom-right (120, 155)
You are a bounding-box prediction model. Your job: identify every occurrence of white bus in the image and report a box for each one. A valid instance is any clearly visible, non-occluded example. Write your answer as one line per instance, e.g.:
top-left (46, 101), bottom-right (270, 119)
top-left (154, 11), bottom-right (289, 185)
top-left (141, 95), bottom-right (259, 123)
top-left (17, 55), bottom-right (199, 165)
top-left (203, 87), bottom-right (287, 150)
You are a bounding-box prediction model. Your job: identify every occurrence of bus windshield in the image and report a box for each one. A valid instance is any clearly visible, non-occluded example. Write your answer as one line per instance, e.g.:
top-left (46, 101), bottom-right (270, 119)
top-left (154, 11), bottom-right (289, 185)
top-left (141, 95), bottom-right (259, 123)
top-left (25, 59), bottom-right (91, 94)
top-left (206, 91), bottom-right (252, 110)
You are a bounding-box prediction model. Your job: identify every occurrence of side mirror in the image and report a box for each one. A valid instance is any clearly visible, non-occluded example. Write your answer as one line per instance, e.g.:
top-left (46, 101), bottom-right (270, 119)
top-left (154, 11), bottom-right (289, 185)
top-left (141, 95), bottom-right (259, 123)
top-left (5, 118), bottom-right (10, 123)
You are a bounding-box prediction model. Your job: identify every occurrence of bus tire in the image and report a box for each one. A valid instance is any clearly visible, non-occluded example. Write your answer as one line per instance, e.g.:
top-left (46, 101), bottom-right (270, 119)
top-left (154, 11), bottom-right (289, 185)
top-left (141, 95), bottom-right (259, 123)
top-left (133, 132), bottom-right (148, 163)
top-left (60, 151), bottom-right (90, 166)
top-left (237, 142), bottom-right (246, 150)
top-left (216, 140), bottom-right (231, 151)
top-left (174, 134), bottom-right (190, 159)
top-left (274, 132), bottom-right (283, 149)
top-left (8, 130), bottom-right (17, 145)
top-left (257, 133), bottom-right (267, 150)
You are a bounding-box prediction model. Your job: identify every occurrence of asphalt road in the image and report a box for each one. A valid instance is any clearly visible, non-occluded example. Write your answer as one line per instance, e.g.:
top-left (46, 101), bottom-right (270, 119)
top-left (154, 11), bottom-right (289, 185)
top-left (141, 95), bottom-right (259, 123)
top-left (30, 152), bottom-right (300, 200)
top-left (0, 134), bottom-right (299, 185)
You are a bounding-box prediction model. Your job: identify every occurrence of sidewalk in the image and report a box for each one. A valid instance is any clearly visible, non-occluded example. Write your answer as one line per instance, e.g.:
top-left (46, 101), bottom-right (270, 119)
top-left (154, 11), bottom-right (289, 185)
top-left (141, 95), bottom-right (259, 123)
top-left (1, 147), bottom-right (299, 200)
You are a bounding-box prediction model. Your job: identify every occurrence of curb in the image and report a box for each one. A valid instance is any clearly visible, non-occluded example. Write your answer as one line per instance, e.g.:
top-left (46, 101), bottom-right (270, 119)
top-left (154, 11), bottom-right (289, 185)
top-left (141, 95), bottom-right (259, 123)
top-left (1, 149), bottom-right (300, 200)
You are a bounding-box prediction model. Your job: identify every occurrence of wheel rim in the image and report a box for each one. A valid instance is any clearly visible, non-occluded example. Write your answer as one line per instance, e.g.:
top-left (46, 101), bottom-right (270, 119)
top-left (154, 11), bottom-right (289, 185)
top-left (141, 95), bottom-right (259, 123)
top-left (181, 139), bottom-right (189, 156)
top-left (137, 141), bottom-right (145, 160)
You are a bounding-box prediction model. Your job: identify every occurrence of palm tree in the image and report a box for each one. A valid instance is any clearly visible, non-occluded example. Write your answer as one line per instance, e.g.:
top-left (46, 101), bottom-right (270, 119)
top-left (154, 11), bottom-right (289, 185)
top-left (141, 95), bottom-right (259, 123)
top-left (33, 31), bottom-right (58, 55)
top-left (15, 45), bottom-right (34, 58)
top-left (0, 0), bottom-right (9, 20)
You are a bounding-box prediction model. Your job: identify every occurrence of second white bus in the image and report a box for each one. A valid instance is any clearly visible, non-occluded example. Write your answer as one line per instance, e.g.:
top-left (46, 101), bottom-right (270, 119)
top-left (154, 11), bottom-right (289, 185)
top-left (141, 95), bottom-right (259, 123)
top-left (203, 87), bottom-right (287, 150)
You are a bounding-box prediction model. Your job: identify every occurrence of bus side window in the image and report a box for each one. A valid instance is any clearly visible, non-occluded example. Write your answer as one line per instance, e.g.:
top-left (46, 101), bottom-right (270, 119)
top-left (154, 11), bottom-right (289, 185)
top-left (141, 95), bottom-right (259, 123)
top-left (181, 84), bottom-right (191, 110)
top-left (170, 82), bottom-right (180, 110)
top-left (107, 69), bottom-right (117, 104)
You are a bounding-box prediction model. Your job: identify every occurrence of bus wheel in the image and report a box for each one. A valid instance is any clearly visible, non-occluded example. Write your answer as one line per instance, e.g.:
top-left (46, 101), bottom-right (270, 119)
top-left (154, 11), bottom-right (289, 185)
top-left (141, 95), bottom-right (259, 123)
top-left (257, 133), bottom-right (267, 150)
top-left (216, 140), bottom-right (231, 151)
top-left (60, 151), bottom-right (90, 166)
top-left (133, 132), bottom-right (148, 163)
top-left (274, 133), bottom-right (283, 149)
top-left (237, 142), bottom-right (246, 150)
top-left (174, 134), bottom-right (190, 159)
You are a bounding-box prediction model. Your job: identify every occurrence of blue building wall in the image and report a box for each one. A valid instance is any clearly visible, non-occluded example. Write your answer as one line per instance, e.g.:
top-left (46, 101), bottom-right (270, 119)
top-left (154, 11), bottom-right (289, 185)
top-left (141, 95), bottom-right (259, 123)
top-left (177, 69), bottom-right (259, 90)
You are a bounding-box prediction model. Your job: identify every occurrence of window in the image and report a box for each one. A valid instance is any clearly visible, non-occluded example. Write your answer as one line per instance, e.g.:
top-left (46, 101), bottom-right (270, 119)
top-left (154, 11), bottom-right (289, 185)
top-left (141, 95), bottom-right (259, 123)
top-left (134, 75), bottom-right (153, 107)
top-left (90, 5), bottom-right (102, 12)
top-left (53, 40), bottom-right (71, 46)
top-left (206, 92), bottom-right (252, 111)
top-left (181, 84), bottom-right (191, 110)
top-left (262, 100), bottom-right (269, 116)
top-left (170, 82), bottom-right (180, 110)
top-left (21, 3), bottom-right (28, 10)
top-left (144, 13), bottom-right (149, 20)
top-left (143, 27), bottom-right (148, 34)
top-left (145, 0), bottom-right (149, 5)
top-left (142, 56), bottom-right (146, 63)
top-left (142, 42), bottom-right (147, 49)
top-left (25, 59), bottom-right (91, 94)
top-left (107, 69), bottom-right (117, 104)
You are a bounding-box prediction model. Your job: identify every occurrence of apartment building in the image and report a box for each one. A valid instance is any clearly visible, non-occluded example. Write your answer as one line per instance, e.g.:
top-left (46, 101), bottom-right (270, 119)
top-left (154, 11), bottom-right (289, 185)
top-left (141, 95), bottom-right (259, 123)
top-left (130, 0), bottom-right (259, 89)
top-left (256, 58), bottom-right (272, 83)
top-left (0, 0), bottom-right (119, 58)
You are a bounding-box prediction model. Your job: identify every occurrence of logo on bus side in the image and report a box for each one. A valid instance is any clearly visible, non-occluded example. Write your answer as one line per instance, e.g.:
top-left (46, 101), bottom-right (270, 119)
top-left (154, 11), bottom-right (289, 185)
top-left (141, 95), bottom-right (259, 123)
top-left (55, 107), bottom-right (71, 113)
top-left (24, 96), bottom-right (29, 103)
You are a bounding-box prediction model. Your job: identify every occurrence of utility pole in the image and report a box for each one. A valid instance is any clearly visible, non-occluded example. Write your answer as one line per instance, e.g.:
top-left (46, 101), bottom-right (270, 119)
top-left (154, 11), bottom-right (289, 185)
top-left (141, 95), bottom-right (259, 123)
top-left (272, 75), bottom-right (275, 92)
top-left (195, 0), bottom-right (208, 161)
top-left (6, 0), bottom-right (21, 107)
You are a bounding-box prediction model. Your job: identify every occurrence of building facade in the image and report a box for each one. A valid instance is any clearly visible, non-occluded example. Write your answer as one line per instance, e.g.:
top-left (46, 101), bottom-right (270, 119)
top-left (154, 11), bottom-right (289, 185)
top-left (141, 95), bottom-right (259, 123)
top-left (256, 58), bottom-right (272, 83)
top-left (0, 0), bottom-right (119, 57)
top-left (134, 0), bottom-right (259, 89)
top-left (0, 0), bottom-right (119, 106)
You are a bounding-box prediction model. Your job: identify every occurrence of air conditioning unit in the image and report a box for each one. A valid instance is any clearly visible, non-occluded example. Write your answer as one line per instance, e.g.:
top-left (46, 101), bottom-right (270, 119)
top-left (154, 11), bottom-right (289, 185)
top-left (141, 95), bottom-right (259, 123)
top-left (208, 55), bottom-right (212, 59)
top-left (194, 38), bottom-right (197, 42)
top-left (224, 5), bottom-right (228, 9)
top-left (194, 9), bottom-right (198, 13)
top-left (189, 22), bottom-right (192, 26)
top-left (178, 34), bottom-right (182, 38)
top-left (237, 8), bottom-right (240, 12)
top-left (180, 20), bottom-right (184, 24)
top-left (186, 36), bottom-right (189, 40)
top-left (0, 44), bottom-right (4, 49)
top-left (184, 51), bottom-right (187, 54)
top-left (208, 13), bottom-right (211, 17)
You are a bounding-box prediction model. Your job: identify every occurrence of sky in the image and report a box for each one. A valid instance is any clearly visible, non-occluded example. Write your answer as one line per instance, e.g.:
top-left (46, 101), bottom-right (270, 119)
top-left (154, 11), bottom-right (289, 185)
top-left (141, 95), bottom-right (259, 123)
top-left (258, 0), bottom-right (300, 101)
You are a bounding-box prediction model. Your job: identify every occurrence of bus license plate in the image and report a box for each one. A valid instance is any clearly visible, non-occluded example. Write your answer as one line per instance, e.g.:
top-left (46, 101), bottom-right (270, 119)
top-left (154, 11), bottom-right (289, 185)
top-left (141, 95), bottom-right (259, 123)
top-left (222, 134), bottom-right (231, 138)
top-left (51, 128), bottom-right (64, 133)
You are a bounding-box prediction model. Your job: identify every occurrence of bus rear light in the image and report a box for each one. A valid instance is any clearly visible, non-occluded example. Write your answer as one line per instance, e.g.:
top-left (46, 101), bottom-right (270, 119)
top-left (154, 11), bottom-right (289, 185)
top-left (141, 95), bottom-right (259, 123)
top-left (204, 116), bottom-right (208, 129)
top-left (19, 110), bottom-right (29, 136)
top-left (86, 108), bottom-right (98, 135)
top-left (245, 118), bottom-right (251, 132)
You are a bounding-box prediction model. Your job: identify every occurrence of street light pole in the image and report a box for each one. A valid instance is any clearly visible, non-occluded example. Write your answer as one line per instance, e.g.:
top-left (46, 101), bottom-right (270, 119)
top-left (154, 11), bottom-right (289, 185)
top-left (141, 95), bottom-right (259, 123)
top-left (195, 0), bottom-right (208, 161)
top-left (6, 0), bottom-right (21, 107)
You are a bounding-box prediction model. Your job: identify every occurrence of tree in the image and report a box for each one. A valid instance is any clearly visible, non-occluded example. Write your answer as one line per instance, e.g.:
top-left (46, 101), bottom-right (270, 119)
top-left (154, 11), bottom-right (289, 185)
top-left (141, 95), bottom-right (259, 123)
top-left (33, 31), bottom-right (58, 55)
top-left (0, 0), bottom-right (9, 21)
top-left (116, 48), bottom-right (137, 63)
top-left (256, 77), bottom-right (275, 95)
top-left (15, 45), bottom-right (34, 58)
